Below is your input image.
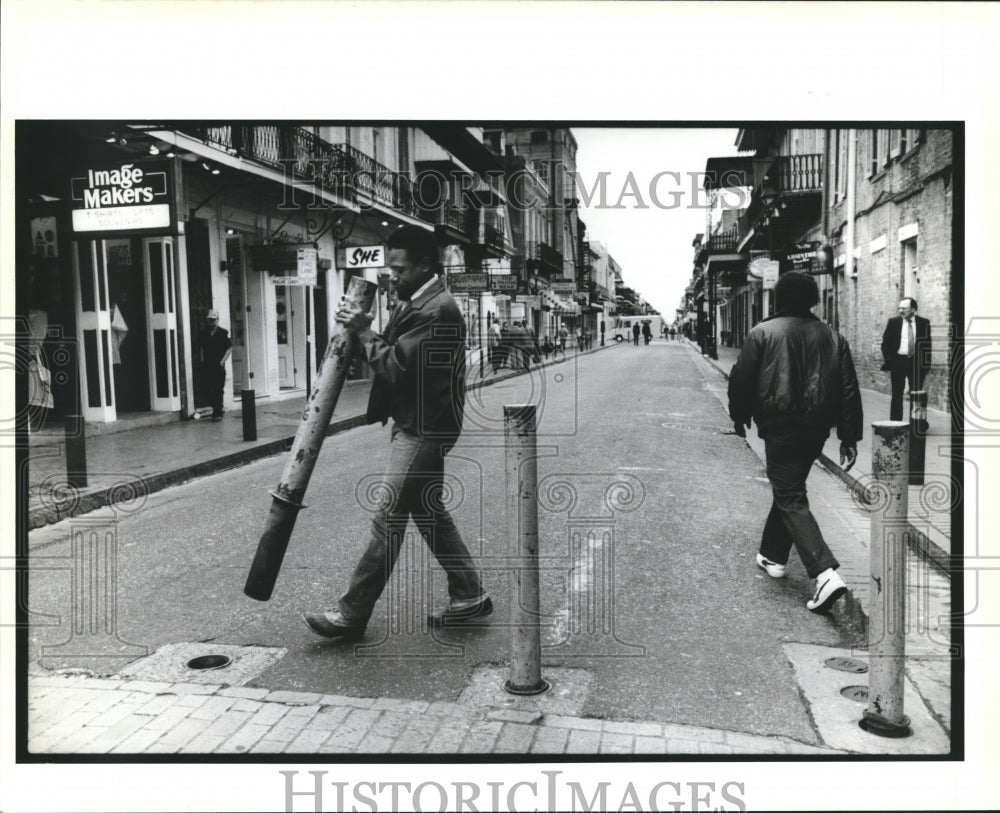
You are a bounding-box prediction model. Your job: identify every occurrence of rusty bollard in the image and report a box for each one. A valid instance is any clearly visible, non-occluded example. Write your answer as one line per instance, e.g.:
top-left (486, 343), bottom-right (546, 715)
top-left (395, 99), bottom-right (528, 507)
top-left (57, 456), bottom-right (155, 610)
top-left (861, 420), bottom-right (912, 738)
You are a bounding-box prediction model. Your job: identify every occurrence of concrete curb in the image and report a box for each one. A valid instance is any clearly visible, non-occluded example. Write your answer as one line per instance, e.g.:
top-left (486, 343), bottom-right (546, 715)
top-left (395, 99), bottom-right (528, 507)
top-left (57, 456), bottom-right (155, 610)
top-left (27, 344), bottom-right (615, 529)
top-left (692, 344), bottom-right (951, 580)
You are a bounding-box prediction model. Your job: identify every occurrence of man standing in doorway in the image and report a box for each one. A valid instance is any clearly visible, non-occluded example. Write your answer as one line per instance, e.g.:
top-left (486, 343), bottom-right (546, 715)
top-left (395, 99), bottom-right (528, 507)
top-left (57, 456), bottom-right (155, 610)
top-left (728, 272), bottom-right (863, 613)
top-left (880, 297), bottom-right (931, 422)
top-left (199, 309), bottom-right (231, 422)
top-left (303, 226), bottom-right (491, 641)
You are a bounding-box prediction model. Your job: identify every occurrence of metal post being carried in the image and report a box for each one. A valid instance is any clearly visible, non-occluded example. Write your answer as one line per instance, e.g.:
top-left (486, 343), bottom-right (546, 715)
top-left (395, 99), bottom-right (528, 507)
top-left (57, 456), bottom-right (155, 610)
top-left (503, 404), bottom-right (549, 696)
top-left (861, 420), bottom-right (912, 738)
top-left (908, 390), bottom-right (928, 485)
top-left (243, 277), bottom-right (378, 601)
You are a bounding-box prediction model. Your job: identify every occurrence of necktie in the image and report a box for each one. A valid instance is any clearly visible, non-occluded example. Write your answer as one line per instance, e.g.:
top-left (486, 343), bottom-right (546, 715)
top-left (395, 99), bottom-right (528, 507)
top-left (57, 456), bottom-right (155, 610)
top-left (907, 319), bottom-right (915, 356)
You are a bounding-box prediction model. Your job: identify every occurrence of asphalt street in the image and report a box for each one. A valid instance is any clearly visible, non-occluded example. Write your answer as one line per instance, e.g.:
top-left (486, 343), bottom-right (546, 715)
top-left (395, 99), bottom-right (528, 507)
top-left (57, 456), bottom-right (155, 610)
top-left (27, 341), bottom-right (862, 744)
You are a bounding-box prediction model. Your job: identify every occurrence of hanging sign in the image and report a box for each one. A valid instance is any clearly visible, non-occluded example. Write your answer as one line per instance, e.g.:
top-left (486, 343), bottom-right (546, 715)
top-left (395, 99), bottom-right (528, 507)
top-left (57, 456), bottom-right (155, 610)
top-left (70, 159), bottom-right (180, 236)
top-left (338, 244), bottom-right (385, 270)
top-left (296, 246), bottom-right (318, 285)
top-left (447, 272), bottom-right (489, 293)
top-left (490, 274), bottom-right (519, 292)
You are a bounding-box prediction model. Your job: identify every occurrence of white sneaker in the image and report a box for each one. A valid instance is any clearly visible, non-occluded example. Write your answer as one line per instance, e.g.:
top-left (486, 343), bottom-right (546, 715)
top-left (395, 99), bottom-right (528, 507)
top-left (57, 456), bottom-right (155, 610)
top-left (756, 553), bottom-right (787, 578)
top-left (806, 569), bottom-right (847, 613)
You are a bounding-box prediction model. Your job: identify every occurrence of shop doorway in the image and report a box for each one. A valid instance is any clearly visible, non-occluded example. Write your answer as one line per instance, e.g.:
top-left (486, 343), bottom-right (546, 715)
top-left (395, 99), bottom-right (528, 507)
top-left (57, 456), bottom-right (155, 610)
top-left (275, 284), bottom-right (295, 388)
top-left (142, 238), bottom-right (182, 411)
top-left (226, 235), bottom-right (249, 395)
top-left (185, 218), bottom-right (215, 409)
top-left (105, 238), bottom-right (150, 413)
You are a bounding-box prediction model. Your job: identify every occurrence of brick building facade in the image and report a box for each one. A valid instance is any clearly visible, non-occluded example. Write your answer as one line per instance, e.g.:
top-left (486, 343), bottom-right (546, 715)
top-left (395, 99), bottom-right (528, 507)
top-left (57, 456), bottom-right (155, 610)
top-left (828, 128), bottom-right (953, 411)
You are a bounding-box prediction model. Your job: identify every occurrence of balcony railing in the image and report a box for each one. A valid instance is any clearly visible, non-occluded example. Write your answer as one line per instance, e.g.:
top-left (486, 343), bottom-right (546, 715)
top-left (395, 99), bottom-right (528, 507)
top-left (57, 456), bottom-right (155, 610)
top-left (182, 125), bottom-right (354, 201)
top-left (434, 203), bottom-right (471, 234)
top-left (707, 224), bottom-right (741, 253)
top-left (774, 153), bottom-right (823, 193)
top-left (179, 124), bottom-right (421, 216)
top-left (484, 224), bottom-right (505, 254)
top-left (529, 240), bottom-right (563, 276)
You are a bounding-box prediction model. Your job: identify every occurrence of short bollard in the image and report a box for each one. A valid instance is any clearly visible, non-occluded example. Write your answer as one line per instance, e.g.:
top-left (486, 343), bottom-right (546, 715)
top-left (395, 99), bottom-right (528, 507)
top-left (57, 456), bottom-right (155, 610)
top-left (908, 390), bottom-right (928, 485)
top-left (241, 389), bottom-right (257, 442)
top-left (503, 404), bottom-right (549, 696)
top-left (861, 421), bottom-right (912, 738)
top-left (64, 413), bottom-right (87, 489)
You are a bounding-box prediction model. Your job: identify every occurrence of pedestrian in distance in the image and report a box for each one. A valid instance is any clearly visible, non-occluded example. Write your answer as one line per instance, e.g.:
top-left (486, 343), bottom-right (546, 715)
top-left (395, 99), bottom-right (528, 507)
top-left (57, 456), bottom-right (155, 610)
top-left (487, 319), bottom-right (502, 373)
top-left (642, 321), bottom-right (652, 345)
top-left (558, 324), bottom-right (568, 354)
top-left (199, 309), bottom-right (232, 421)
top-left (540, 336), bottom-right (554, 360)
top-left (303, 226), bottom-right (492, 642)
top-left (525, 320), bottom-right (541, 365)
top-left (669, 326), bottom-right (677, 341)
top-left (728, 271), bottom-right (863, 614)
top-left (632, 322), bottom-right (641, 346)
top-left (499, 321), bottom-right (512, 370)
top-left (880, 297), bottom-right (931, 422)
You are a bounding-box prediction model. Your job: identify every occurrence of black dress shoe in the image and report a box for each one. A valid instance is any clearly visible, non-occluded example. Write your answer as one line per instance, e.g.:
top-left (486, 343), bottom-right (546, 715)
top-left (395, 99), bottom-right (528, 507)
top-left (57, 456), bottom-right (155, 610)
top-left (301, 612), bottom-right (365, 641)
top-left (427, 596), bottom-right (493, 628)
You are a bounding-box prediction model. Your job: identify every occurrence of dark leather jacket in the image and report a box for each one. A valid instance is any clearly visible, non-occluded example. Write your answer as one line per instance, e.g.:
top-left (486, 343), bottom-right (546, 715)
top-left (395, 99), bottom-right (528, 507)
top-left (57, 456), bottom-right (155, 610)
top-left (364, 277), bottom-right (466, 439)
top-left (728, 312), bottom-right (863, 443)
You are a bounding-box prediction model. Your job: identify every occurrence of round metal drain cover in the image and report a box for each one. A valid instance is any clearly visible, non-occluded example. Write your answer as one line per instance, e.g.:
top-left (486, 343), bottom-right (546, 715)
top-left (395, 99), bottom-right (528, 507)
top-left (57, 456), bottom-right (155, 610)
top-left (824, 656), bottom-right (868, 674)
top-left (840, 685), bottom-right (869, 703)
top-left (186, 654), bottom-right (232, 671)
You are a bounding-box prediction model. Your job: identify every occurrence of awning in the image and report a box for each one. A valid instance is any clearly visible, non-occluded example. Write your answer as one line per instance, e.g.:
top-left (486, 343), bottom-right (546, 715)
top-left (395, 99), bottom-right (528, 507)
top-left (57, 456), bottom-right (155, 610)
top-left (541, 289), bottom-right (579, 314)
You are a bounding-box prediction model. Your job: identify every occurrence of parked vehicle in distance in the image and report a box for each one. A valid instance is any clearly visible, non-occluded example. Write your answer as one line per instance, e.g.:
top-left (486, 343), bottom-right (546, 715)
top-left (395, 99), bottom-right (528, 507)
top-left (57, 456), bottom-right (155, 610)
top-left (609, 315), bottom-right (663, 343)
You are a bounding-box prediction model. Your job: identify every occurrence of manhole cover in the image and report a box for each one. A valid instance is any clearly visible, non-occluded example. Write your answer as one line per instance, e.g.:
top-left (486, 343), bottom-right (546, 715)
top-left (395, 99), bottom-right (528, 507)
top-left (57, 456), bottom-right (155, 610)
top-left (841, 685), bottom-right (870, 703)
top-left (117, 643), bottom-right (286, 686)
top-left (187, 654), bottom-right (232, 671)
top-left (824, 656), bottom-right (869, 674)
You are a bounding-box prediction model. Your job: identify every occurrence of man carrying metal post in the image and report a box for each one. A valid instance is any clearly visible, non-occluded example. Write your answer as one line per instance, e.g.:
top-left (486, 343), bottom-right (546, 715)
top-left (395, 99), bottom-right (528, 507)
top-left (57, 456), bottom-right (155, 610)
top-left (727, 271), bottom-right (864, 613)
top-left (303, 226), bottom-right (492, 641)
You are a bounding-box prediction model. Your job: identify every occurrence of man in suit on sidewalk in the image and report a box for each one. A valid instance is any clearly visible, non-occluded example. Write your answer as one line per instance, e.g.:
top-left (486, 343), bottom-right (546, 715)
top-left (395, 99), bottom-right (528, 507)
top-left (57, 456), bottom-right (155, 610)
top-left (880, 297), bottom-right (931, 421)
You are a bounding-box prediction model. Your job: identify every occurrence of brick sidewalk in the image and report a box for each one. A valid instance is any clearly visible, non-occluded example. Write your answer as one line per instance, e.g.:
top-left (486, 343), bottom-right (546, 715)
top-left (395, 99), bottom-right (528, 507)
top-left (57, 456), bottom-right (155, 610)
top-left (26, 674), bottom-right (843, 756)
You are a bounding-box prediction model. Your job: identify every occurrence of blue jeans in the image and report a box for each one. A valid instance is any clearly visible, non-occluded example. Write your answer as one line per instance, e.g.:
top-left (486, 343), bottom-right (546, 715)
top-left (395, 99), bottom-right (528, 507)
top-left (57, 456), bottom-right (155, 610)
top-left (758, 426), bottom-right (840, 579)
top-left (338, 428), bottom-right (483, 625)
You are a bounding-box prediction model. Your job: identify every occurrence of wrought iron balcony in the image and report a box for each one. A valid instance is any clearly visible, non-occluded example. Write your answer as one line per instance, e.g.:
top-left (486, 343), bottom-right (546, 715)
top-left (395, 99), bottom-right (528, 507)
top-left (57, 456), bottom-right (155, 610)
top-left (773, 153), bottom-right (823, 194)
top-left (178, 125), bottom-right (421, 216)
top-left (484, 224), bottom-right (505, 254)
top-left (181, 124), bottom-right (354, 201)
top-left (528, 240), bottom-right (563, 277)
top-left (707, 224), bottom-right (741, 254)
top-left (434, 204), bottom-right (470, 233)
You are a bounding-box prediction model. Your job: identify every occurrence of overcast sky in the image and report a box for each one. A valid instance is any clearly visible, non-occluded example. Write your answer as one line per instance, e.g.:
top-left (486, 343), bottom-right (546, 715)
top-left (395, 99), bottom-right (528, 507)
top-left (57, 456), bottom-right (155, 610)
top-left (572, 128), bottom-right (742, 318)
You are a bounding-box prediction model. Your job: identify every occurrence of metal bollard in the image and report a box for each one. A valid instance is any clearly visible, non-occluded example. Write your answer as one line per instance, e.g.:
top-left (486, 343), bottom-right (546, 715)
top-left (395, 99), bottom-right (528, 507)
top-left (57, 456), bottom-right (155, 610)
top-left (908, 390), bottom-right (928, 485)
top-left (241, 389), bottom-right (257, 442)
top-left (860, 421), bottom-right (912, 738)
top-left (64, 413), bottom-right (88, 489)
top-left (503, 404), bottom-right (549, 695)
top-left (244, 277), bottom-right (378, 601)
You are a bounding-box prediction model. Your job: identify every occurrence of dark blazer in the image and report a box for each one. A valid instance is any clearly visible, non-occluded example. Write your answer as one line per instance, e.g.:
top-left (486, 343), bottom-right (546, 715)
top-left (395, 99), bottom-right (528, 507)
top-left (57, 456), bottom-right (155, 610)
top-left (363, 276), bottom-right (466, 438)
top-left (880, 315), bottom-right (930, 371)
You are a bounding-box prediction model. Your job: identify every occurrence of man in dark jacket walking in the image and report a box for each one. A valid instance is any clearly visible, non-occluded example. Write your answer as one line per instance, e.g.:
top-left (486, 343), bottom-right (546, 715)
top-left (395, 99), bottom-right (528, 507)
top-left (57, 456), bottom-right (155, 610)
top-left (728, 272), bottom-right (863, 613)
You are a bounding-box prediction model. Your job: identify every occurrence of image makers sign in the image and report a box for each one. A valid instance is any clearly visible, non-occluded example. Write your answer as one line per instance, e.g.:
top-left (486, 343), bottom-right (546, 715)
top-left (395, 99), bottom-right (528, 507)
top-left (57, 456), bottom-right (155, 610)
top-left (70, 160), bottom-right (178, 236)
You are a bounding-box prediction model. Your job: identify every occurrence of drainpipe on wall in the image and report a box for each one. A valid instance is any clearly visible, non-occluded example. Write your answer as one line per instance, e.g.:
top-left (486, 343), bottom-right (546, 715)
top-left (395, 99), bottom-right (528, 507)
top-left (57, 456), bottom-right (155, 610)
top-left (844, 130), bottom-right (857, 338)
